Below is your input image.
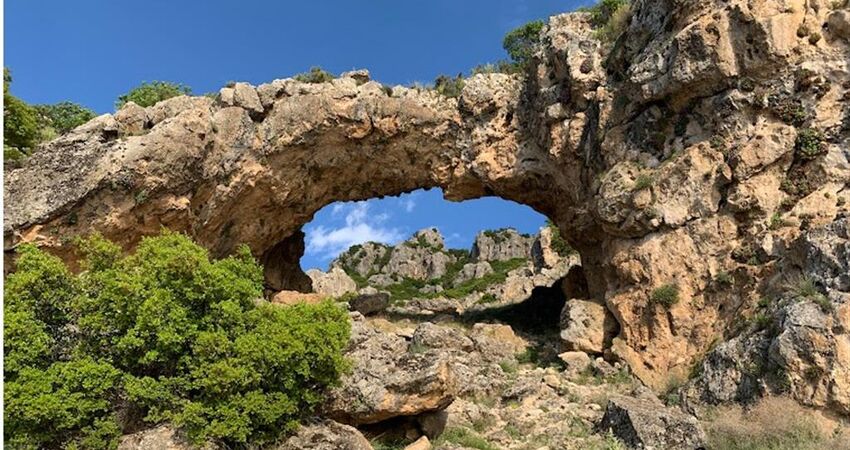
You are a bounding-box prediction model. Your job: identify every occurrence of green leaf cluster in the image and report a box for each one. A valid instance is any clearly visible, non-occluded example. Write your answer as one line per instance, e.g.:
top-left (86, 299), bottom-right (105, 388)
top-left (502, 20), bottom-right (545, 70)
top-left (116, 81), bottom-right (191, 108)
top-left (4, 230), bottom-right (351, 449)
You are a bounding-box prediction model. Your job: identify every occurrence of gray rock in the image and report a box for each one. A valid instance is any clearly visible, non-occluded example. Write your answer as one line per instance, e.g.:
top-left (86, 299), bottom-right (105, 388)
top-left (829, 10), bottom-right (850, 40)
top-left (411, 322), bottom-right (475, 352)
top-left (599, 396), bottom-right (707, 450)
top-left (452, 261), bottom-right (493, 286)
top-left (276, 420), bottom-right (373, 450)
top-left (470, 228), bottom-right (535, 262)
top-left (114, 102), bottom-right (148, 134)
top-left (333, 242), bottom-right (392, 278)
top-left (220, 82), bottom-right (264, 116)
top-left (341, 69), bottom-right (371, 84)
top-left (788, 218), bottom-right (850, 292)
top-left (349, 292), bottom-right (390, 316)
top-left (416, 409), bottom-right (448, 440)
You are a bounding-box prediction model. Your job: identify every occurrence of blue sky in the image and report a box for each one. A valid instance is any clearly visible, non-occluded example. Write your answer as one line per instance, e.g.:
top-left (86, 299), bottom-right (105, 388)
top-left (5, 0), bottom-right (590, 269)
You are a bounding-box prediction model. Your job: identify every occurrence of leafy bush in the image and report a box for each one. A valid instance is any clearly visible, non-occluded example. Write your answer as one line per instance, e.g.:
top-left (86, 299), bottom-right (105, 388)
top-left (4, 231), bottom-right (351, 448)
top-left (650, 283), bottom-right (680, 308)
top-left (632, 173), bottom-right (653, 191)
top-left (503, 20), bottom-right (545, 70)
top-left (116, 81), bottom-right (191, 108)
top-left (35, 101), bottom-right (96, 134)
top-left (434, 73), bottom-right (465, 98)
top-left (4, 68), bottom-right (40, 154)
top-left (294, 66), bottom-right (336, 84)
top-left (794, 128), bottom-right (825, 160)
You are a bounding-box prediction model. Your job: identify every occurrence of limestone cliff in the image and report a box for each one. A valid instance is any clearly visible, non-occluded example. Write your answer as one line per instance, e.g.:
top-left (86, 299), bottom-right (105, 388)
top-left (5, 0), bottom-right (850, 412)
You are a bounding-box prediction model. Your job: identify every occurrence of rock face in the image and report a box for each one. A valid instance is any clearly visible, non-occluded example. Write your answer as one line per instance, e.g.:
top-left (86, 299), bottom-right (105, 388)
top-left (5, 0), bottom-right (850, 402)
top-left (599, 396), bottom-right (707, 450)
top-left (560, 298), bottom-right (617, 354)
top-left (470, 229), bottom-right (535, 262)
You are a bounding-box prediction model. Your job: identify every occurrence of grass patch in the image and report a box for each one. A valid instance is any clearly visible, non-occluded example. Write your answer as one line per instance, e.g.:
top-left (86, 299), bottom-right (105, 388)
top-left (293, 66), bottom-right (335, 83)
top-left (435, 427), bottom-right (498, 450)
top-left (705, 397), bottom-right (849, 450)
top-left (632, 173), bottom-right (653, 191)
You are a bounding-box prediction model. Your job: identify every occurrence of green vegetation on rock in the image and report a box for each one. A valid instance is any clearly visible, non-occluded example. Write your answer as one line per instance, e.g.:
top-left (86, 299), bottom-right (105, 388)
top-left (116, 80), bottom-right (191, 108)
top-left (4, 231), bottom-right (350, 449)
top-left (294, 66), bottom-right (336, 84)
top-left (580, 0), bottom-right (632, 43)
top-left (503, 20), bottom-right (545, 70)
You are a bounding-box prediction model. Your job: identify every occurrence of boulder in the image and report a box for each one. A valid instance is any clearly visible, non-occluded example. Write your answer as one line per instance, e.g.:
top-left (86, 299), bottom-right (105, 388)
top-left (403, 436), bottom-right (431, 450)
top-left (829, 10), bottom-right (850, 40)
top-left (114, 101), bottom-right (148, 135)
top-left (469, 323), bottom-right (528, 361)
top-left (599, 396), bottom-right (707, 450)
top-left (558, 351), bottom-right (592, 377)
top-left (349, 292), bottom-right (390, 315)
top-left (324, 314), bottom-right (457, 425)
top-left (307, 267), bottom-right (357, 298)
top-left (560, 299), bottom-right (617, 354)
top-left (411, 322), bottom-right (475, 352)
top-left (271, 290), bottom-right (324, 305)
top-left (276, 420), bottom-right (373, 450)
top-left (118, 425), bottom-right (208, 450)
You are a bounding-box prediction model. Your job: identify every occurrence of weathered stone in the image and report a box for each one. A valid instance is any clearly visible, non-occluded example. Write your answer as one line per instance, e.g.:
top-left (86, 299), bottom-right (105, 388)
top-left (829, 10), bottom-right (850, 40)
top-left (118, 425), bottom-right (211, 450)
top-left (558, 351), bottom-right (592, 377)
top-left (324, 314), bottom-right (457, 425)
top-left (276, 420), bottom-right (373, 450)
top-left (411, 322), bottom-right (475, 352)
top-left (599, 396), bottom-right (707, 450)
top-left (470, 229), bottom-right (534, 262)
top-left (271, 290), bottom-right (324, 306)
top-left (307, 267), bottom-right (357, 297)
top-left (114, 102), bottom-right (148, 135)
top-left (416, 409), bottom-right (448, 440)
top-left (560, 299), bottom-right (618, 354)
top-left (452, 261), bottom-right (493, 286)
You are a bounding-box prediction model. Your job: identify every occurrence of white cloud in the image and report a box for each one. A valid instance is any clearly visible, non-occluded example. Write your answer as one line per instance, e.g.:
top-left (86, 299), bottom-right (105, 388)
top-left (397, 192), bottom-right (417, 213)
top-left (305, 202), bottom-right (404, 260)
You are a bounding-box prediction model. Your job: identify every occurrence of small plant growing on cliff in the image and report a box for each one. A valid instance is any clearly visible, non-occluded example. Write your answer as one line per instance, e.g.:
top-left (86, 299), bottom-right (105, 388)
top-left (116, 80), bottom-right (191, 108)
top-left (4, 231), bottom-right (351, 449)
top-left (794, 128), bottom-right (826, 160)
top-left (632, 173), bottom-right (654, 191)
top-left (546, 220), bottom-right (576, 257)
top-left (650, 283), bottom-right (680, 308)
top-left (294, 66), bottom-right (336, 84)
top-left (580, 0), bottom-right (631, 43)
top-left (502, 20), bottom-right (545, 70)
top-left (434, 73), bottom-right (464, 98)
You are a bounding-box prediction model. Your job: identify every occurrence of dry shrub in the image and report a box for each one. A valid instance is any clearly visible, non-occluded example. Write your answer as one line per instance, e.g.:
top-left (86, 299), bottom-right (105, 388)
top-left (705, 397), bottom-right (850, 450)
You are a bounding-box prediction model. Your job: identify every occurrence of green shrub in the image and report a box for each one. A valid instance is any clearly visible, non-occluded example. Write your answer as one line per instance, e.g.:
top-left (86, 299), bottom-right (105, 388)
top-left (34, 101), bottom-right (96, 134)
top-left (293, 66), bottom-right (336, 84)
top-left (434, 73), bottom-right (464, 98)
top-left (502, 20), bottom-right (545, 70)
top-left (4, 231), bottom-right (351, 448)
top-left (650, 283), bottom-right (680, 308)
top-left (116, 81), bottom-right (191, 108)
top-left (4, 68), bottom-right (40, 154)
top-left (794, 128), bottom-right (826, 160)
top-left (632, 173), bottom-right (654, 191)
top-left (582, 0), bottom-right (629, 27)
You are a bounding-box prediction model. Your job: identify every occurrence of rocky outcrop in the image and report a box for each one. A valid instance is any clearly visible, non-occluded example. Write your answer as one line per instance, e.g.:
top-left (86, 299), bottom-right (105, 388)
top-left (6, 0), bottom-right (850, 402)
top-left (348, 292), bottom-right (390, 316)
top-left (470, 229), bottom-right (535, 262)
top-left (599, 396), bottom-right (707, 450)
top-left (560, 298), bottom-right (617, 354)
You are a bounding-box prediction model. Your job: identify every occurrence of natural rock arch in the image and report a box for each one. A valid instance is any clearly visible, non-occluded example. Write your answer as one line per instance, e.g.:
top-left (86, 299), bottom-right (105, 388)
top-left (6, 1), bottom-right (850, 404)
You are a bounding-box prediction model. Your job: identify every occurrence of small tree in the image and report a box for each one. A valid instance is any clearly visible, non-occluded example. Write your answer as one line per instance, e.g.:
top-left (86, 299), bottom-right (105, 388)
top-left (116, 81), bottom-right (191, 109)
top-left (4, 231), bottom-right (351, 448)
top-left (502, 20), bottom-right (545, 69)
